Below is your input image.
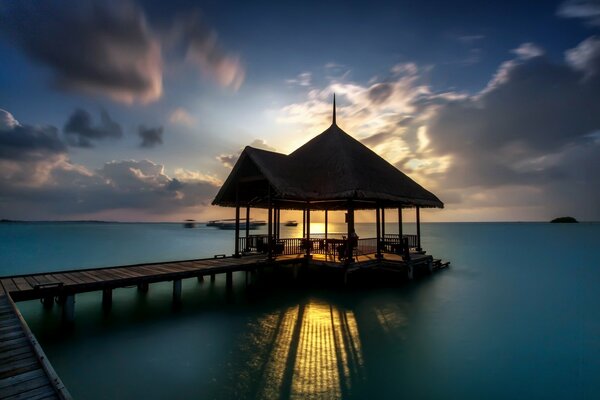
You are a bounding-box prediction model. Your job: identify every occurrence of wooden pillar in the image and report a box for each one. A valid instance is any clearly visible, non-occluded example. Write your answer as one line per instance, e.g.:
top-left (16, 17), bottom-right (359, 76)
top-left (245, 206), bottom-right (250, 244)
top-left (268, 197), bottom-right (273, 260)
top-left (398, 207), bottom-right (403, 238)
top-left (234, 203), bottom-right (240, 257)
top-left (302, 208), bottom-right (306, 238)
top-left (276, 208), bottom-right (281, 240)
top-left (102, 288), bottom-right (112, 310)
top-left (173, 279), bottom-right (182, 303)
top-left (226, 271), bottom-right (233, 290)
top-left (346, 202), bottom-right (355, 262)
top-left (63, 294), bottom-right (75, 322)
top-left (210, 273), bottom-right (215, 283)
top-left (197, 275), bottom-right (204, 283)
top-left (137, 282), bottom-right (149, 293)
top-left (381, 207), bottom-right (386, 238)
top-left (305, 204), bottom-right (311, 257)
top-left (375, 205), bottom-right (381, 257)
top-left (416, 206), bottom-right (422, 251)
top-left (325, 209), bottom-right (328, 241)
top-left (42, 296), bottom-right (54, 309)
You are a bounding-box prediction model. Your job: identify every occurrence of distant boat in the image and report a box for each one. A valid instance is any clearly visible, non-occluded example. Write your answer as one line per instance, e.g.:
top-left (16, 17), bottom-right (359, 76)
top-left (206, 219), bottom-right (266, 230)
top-left (183, 219), bottom-right (196, 228)
top-left (284, 220), bottom-right (298, 226)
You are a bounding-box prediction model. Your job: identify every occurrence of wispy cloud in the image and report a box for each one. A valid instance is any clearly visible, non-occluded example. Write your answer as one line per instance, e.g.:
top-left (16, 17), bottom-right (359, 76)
top-left (169, 108), bottom-right (196, 127)
top-left (557, 0), bottom-right (600, 26)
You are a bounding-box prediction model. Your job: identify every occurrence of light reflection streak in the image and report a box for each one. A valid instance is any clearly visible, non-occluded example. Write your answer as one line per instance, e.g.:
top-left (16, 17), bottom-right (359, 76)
top-left (248, 301), bottom-right (365, 399)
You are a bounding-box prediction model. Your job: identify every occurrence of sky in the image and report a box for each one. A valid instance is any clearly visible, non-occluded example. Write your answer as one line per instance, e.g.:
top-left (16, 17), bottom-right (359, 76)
top-left (0, 0), bottom-right (599, 222)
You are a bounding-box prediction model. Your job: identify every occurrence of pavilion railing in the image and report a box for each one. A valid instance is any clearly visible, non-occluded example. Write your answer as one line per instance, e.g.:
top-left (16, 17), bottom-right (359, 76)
top-left (237, 233), bottom-right (419, 257)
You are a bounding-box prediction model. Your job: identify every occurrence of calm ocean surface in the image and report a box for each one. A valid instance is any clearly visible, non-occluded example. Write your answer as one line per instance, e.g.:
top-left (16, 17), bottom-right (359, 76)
top-left (1, 222), bottom-right (599, 399)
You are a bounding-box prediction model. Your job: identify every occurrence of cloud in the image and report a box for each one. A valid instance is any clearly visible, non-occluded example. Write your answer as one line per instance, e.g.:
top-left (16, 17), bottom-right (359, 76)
top-left (0, 109), bottom-right (19, 130)
top-left (277, 37), bottom-right (600, 220)
top-left (557, 0), bottom-right (600, 26)
top-left (0, 109), bottom-right (219, 219)
top-left (0, 109), bottom-right (67, 161)
top-left (169, 108), bottom-right (196, 127)
top-left (286, 72), bottom-right (312, 87)
top-left (138, 125), bottom-right (164, 148)
top-left (511, 42), bottom-right (544, 59)
top-left (63, 109), bottom-right (123, 148)
top-left (217, 139), bottom-right (277, 168)
top-left (169, 11), bottom-right (245, 90)
top-left (566, 35), bottom-right (600, 78)
top-left (0, 1), bottom-right (162, 104)
top-left (0, 1), bottom-right (245, 103)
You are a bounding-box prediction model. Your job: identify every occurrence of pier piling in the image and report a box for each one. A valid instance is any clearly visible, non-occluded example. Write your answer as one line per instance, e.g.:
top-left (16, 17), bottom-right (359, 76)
top-left (226, 271), bottom-right (233, 290)
top-left (102, 288), bottom-right (112, 310)
top-left (138, 282), bottom-right (149, 293)
top-left (173, 279), bottom-right (182, 303)
top-left (63, 294), bottom-right (75, 322)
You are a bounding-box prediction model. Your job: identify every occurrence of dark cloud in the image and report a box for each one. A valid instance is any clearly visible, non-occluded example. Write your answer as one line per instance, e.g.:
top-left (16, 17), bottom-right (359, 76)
top-left (138, 125), bottom-right (164, 148)
top-left (419, 37), bottom-right (600, 218)
top-left (64, 109), bottom-right (123, 148)
top-left (0, 109), bottom-right (66, 161)
top-left (368, 83), bottom-right (393, 104)
top-left (0, 1), bottom-right (162, 103)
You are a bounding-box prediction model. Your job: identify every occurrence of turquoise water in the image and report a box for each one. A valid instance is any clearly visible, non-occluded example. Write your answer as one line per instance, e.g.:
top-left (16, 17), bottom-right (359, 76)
top-left (2, 222), bottom-right (600, 399)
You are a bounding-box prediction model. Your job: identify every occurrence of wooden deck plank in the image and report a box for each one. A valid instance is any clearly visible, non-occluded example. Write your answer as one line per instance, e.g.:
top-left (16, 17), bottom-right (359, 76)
top-left (1, 279), bottom-right (18, 294)
top-left (0, 296), bottom-right (68, 400)
top-left (5, 384), bottom-right (58, 400)
top-left (11, 278), bottom-right (33, 292)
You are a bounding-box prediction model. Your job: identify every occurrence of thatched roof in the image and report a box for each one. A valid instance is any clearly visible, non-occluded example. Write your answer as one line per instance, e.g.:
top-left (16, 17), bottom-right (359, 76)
top-left (213, 122), bottom-right (443, 210)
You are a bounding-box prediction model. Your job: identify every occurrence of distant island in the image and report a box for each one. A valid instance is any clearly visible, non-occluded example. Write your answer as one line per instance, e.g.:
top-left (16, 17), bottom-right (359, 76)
top-left (550, 216), bottom-right (578, 223)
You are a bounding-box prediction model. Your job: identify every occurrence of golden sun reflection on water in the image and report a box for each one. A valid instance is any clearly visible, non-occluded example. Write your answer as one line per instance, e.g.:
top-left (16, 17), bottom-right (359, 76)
top-left (250, 301), bottom-right (364, 399)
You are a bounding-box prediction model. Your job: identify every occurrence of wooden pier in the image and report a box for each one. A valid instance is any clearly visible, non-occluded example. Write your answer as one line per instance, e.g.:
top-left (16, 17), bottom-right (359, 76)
top-left (0, 293), bottom-right (71, 399)
top-left (0, 250), bottom-right (447, 399)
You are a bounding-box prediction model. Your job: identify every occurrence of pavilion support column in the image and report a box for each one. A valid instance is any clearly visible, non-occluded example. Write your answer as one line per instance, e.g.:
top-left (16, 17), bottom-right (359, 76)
top-left (245, 206), bottom-right (250, 249)
top-left (376, 205), bottom-right (382, 258)
top-left (276, 208), bottom-right (281, 241)
top-left (346, 202), bottom-right (355, 262)
top-left (305, 204), bottom-right (311, 257)
top-left (381, 207), bottom-right (386, 239)
top-left (416, 206), bottom-right (422, 252)
top-left (267, 187), bottom-right (273, 261)
top-left (234, 202), bottom-right (240, 258)
top-left (398, 208), bottom-right (403, 238)
top-left (302, 208), bottom-right (306, 238)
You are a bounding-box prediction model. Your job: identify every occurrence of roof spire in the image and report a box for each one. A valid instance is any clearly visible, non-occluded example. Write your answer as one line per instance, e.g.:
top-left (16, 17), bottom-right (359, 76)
top-left (332, 93), bottom-right (336, 125)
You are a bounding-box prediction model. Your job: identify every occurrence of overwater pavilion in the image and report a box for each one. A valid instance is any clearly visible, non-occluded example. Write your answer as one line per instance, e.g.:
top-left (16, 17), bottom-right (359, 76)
top-left (213, 96), bottom-right (443, 266)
